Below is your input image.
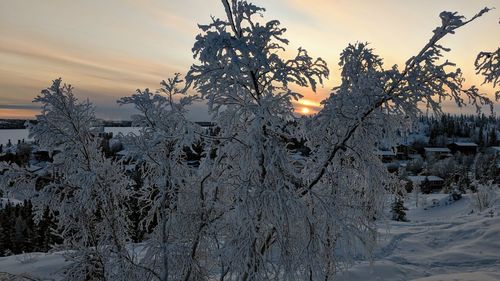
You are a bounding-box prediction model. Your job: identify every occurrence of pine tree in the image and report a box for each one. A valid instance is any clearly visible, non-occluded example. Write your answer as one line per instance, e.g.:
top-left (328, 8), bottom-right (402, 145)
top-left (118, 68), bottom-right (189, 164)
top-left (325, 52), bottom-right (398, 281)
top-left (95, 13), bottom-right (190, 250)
top-left (0, 224), bottom-right (5, 256)
top-left (0, 202), bottom-right (14, 256)
top-left (488, 128), bottom-right (497, 146)
top-left (127, 167), bottom-right (146, 243)
top-left (13, 215), bottom-right (28, 254)
top-left (429, 124), bottom-right (439, 146)
top-left (478, 125), bottom-right (485, 147)
top-left (391, 194), bottom-right (409, 222)
top-left (23, 200), bottom-right (37, 253)
top-left (37, 206), bottom-right (61, 252)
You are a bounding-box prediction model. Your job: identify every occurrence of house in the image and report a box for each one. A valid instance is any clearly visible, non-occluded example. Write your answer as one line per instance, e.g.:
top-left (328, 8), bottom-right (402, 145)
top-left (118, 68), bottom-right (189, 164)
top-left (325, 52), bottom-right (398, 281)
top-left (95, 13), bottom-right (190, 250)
top-left (407, 175), bottom-right (445, 194)
top-left (396, 144), bottom-right (415, 160)
top-left (447, 142), bottom-right (478, 155)
top-left (33, 150), bottom-right (52, 162)
top-left (424, 147), bottom-right (451, 160)
top-left (195, 121), bottom-right (215, 128)
top-left (374, 149), bottom-right (397, 163)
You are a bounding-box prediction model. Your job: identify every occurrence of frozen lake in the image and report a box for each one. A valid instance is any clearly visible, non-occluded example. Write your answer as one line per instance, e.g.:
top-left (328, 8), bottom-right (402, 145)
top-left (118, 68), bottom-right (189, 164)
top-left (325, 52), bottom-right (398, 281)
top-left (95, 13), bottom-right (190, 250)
top-left (0, 129), bottom-right (29, 146)
top-left (0, 127), bottom-right (141, 146)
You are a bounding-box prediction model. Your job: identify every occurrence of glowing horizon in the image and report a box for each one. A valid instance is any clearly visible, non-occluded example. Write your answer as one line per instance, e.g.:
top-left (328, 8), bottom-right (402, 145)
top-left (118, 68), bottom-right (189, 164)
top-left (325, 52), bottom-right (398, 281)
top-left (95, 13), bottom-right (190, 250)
top-left (0, 0), bottom-right (498, 120)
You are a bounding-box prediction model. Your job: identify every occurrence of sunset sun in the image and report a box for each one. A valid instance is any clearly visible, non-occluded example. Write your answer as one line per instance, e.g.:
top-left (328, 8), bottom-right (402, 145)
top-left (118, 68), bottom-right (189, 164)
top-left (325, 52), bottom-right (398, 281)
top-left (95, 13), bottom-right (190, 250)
top-left (301, 107), bottom-right (310, 114)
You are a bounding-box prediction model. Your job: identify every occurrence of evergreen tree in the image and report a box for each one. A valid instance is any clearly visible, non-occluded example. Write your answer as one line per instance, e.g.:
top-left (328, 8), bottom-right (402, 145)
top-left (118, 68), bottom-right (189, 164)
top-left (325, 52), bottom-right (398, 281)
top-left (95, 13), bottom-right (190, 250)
top-left (478, 125), bottom-right (485, 147)
top-left (488, 128), bottom-right (497, 146)
top-left (391, 192), bottom-right (408, 222)
top-left (127, 166), bottom-right (147, 243)
top-left (37, 206), bottom-right (62, 252)
top-left (428, 124), bottom-right (439, 146)
top-left (1, 203), bottom-right (14, 256)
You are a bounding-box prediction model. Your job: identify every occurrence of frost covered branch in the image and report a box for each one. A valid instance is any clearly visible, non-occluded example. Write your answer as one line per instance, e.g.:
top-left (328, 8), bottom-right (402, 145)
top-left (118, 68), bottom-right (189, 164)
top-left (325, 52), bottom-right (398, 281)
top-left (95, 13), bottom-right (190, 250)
top-left (475, 47), bottom-right (500, 100)
top-left (303, 8), bottom-right (493, 197)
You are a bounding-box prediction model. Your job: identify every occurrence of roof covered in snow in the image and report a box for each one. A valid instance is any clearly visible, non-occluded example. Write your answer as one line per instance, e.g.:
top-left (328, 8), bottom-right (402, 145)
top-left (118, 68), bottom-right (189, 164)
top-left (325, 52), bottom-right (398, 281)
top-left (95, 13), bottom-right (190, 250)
top-left (407, 175), bottom-right (444, 182)
top-left (374, 150), bottom-right (396, 156)
top-left (451, 142), bottom-right (478, 147)
top-left (424, 147), bottom-right (450, 153)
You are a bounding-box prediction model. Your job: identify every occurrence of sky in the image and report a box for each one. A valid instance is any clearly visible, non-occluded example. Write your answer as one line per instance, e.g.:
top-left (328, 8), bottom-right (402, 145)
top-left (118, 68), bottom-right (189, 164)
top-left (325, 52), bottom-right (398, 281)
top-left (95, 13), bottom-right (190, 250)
top-left (0, 0), bottom-right (499, 120)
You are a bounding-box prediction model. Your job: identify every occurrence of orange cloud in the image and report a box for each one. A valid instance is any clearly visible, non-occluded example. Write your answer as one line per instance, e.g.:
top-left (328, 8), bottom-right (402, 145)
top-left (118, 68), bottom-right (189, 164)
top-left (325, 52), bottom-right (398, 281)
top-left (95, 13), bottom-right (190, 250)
top-left (0, 109), bottom-right (37, 119)
top-left (0, 0), bottom-right (497, 119)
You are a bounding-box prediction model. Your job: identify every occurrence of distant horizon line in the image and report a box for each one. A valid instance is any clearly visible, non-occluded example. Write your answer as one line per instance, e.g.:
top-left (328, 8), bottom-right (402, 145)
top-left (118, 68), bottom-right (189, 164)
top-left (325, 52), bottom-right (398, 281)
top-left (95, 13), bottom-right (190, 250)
top-left (0, 112), bottom-right (498, 123)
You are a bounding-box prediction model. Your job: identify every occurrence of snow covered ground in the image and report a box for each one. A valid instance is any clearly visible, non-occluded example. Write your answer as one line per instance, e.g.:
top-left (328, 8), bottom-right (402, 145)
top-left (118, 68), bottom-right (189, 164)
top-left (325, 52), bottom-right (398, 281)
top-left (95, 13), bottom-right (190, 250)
top-left (0, 192), bottom-right (499, 280)
top-left (0, 197), bottom-right (23, 208)
top-left (340, 192), bottom-right (500, 281)
top-left (0, 252), bottom-right (69, 280)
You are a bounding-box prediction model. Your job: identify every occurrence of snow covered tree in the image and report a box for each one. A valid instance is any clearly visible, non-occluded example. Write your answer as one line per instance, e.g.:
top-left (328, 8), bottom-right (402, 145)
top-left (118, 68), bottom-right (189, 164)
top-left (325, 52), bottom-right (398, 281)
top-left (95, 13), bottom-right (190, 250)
top-left (117, 73), bottom-right (203, 281)
top-left (186, 1), bottom-right (493, 280)
top-left (17, 79), bottom-right (135, 281)
top-left (187, 0), bottom-right (335, 279)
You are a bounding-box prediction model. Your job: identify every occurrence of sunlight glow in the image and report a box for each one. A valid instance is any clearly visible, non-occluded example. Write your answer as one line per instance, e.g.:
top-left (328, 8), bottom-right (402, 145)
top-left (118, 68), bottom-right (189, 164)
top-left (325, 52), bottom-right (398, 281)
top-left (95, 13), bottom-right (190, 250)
top-left (0, 109), bottom-right (37, 119)
top-left (0, 0), bottom-right (497, 119)
top-left (298, 99), bottom-right (321, 108)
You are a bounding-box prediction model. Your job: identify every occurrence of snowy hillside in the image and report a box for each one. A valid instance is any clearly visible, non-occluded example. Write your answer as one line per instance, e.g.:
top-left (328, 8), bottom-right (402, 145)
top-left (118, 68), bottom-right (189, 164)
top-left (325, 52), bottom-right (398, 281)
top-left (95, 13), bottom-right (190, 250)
top-left (1, 193), bottom-right (499, 280)
top-left (0, 197), bottom-right (23, 208)
top-left (0, 252), bottom-right (69, 280)
top-left (340, 193), bottom-right (500, 281)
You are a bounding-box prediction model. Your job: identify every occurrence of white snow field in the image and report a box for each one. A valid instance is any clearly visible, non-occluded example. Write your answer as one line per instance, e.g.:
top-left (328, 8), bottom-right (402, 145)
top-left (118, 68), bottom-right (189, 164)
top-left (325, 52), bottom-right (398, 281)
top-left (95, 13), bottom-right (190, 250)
top-left (340, 193), bottom-right (500, 281)
top-left (0, 252), bottom-right (69, 280)
top-left (0, 193), bottom-right (499, 281)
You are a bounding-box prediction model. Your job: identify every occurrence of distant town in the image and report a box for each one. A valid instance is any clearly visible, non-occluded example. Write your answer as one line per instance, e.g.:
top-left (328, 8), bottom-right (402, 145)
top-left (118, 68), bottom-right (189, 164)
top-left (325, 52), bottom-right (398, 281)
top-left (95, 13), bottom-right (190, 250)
top-left (0, 119), bottom-right (133, 129)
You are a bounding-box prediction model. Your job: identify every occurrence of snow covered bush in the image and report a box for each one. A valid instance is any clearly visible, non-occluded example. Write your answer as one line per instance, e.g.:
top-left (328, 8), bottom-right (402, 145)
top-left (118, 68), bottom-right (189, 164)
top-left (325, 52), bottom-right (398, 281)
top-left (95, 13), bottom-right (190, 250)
top-left (450, 184), bottom-right (463, 201)
top-left (406, 157), bottom-right (424, 175)
top-left (16, 252), bottom-right (38, 264)
top-left (472, 152), bottom-right (497, 182)
top-left (428, 157), bottom-right (457, 179)
top-left (471, 181), bottom-right (498, 212)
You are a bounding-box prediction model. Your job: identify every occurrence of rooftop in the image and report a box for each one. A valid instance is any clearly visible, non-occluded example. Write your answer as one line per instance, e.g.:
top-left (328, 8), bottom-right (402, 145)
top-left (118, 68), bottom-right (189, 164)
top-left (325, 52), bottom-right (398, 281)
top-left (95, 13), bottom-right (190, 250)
top-left (407, 175), bottom-right (444, 182)
top-left (424, 147), bottom-right (451, 153)
top-left (374, 150), bottom-right (397, 156)
top-left (450, 142), bottom-right (478, 147)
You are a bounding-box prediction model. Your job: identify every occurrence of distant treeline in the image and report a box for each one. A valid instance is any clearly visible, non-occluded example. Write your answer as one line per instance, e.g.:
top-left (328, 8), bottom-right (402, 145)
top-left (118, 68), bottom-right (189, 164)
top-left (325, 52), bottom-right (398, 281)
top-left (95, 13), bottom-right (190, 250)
top-left (0, 120), bottom-right (214, 129)
top-left (0, 119), bottom-right (133, 129)
top-left (0, 119), bottom-right (33, 129)
top-left (0, 199), bottom-right (62, 256)
top-left (420, 114), bottom-right (499, 147)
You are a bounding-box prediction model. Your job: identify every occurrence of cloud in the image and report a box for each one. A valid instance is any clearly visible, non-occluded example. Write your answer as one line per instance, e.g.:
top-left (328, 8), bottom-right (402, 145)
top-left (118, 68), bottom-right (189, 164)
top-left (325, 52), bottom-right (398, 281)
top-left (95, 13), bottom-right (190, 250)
top-left (0, 109), bottom-right (38, 119)
top-left (0, 36), bottom-right (180, 89)
top-left (0, 104), bottom-right (40, 110)
top-left (0, 0), bottom-right (497, 120)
